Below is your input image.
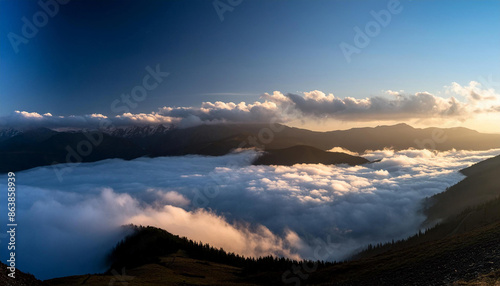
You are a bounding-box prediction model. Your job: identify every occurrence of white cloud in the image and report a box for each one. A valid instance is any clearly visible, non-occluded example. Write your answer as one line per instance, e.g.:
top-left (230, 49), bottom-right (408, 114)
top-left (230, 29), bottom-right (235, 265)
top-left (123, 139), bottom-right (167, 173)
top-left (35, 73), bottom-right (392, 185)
top-left (1, 148), bottom-right (499, 279)
top-left (147, 189), bottom-right (191, 207)
top-left (15, 110), bottom-right (43, 118)
top-left (115, 112), bottom-right (178, 124)
top-left (269, 91), bottom-right (468, 120)
top-left (129, 205), bottom-right (302, 260)
top-left (446, 81), bottom-right (498, 102)
top-left (328, 147), bottom-right (360, 156)
top-left (88, 113), bottom-right (107, 119)
top-left (157, 100), bottom-right (282, 127)
top-left (384, 90), bottom-right (405, 96)
top-left (3, 81), bottom-right (498, 130)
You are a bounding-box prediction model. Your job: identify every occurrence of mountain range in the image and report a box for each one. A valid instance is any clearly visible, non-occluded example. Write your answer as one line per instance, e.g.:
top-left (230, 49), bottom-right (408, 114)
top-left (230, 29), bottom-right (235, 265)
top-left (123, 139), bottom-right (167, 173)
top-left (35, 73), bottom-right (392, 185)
top-left (2, 123), bottom-right (500, 173)
top-left (3, 123), bottom-right (500, 285)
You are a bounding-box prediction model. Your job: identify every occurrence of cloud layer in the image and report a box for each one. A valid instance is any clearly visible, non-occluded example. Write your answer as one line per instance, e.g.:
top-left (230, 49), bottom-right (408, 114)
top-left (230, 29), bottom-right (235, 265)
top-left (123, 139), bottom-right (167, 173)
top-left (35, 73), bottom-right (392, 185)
top-left (1, 81), bottom-right (499, 130)
top-left (1, 148), bottom-right (498, 279)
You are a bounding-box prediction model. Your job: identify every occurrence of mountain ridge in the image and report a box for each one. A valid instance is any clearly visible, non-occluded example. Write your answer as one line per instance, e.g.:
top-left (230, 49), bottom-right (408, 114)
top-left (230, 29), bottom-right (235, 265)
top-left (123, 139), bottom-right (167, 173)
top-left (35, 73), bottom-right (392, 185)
top-left (253, 145), bottom-right (370, 166)
top-left (1, 123), bottom-right (500, 173)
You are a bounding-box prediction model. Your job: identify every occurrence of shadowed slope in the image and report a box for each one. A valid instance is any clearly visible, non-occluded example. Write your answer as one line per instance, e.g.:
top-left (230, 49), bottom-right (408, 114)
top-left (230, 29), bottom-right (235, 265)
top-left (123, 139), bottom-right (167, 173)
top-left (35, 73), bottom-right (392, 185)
top-left (424, 153), bottom-right (500, 224)
top-left (0, 262), bottom-right (43, 286)
top-left (252, 145), bottom-right (369, 166)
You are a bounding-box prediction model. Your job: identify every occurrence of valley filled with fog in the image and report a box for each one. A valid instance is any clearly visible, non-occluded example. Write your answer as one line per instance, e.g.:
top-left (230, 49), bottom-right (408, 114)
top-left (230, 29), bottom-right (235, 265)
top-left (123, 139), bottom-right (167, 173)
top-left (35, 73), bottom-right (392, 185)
top-left (1, 148), bottom-right (499, 280)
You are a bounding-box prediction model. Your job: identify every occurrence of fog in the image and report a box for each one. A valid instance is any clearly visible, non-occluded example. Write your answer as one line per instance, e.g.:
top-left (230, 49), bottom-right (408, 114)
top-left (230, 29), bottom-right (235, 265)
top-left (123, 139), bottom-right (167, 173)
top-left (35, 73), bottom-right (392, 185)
top-left (1, 148), bottom-right (499, 279)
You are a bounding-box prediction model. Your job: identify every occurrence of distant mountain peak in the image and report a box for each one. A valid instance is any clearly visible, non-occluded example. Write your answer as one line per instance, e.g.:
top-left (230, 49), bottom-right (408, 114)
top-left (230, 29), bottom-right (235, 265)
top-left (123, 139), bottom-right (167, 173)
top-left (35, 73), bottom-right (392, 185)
top-left (0, 127), bottom-right (22, 135)
top-left (0, 128), bottom-right (23, 142)
top-left (376, 123), bottom-right (414, 129)
top-left (109, 124), bottom-right (173, 138)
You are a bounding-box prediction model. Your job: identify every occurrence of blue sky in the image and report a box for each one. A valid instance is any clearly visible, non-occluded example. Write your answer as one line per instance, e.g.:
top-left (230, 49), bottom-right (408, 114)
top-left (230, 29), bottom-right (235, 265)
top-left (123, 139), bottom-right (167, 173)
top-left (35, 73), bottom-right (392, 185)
top-left (0, 0), bottom-right (499, 130)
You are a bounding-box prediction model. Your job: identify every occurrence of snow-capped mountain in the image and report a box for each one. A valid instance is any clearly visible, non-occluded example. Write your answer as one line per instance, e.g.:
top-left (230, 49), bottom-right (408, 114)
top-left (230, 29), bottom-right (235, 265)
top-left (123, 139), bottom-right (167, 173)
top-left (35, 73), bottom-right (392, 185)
top-left (108, 124), bottom-right (173, 138)
top-left (0, 128), bottom-right (22, 142)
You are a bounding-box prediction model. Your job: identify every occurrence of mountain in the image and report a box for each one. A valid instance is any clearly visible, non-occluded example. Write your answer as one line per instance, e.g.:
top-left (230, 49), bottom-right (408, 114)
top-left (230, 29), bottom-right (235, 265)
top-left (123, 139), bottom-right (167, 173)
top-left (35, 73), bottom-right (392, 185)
top-left (46, 218), bottom-right (500, 285)
top-left (253, 145), bottom-right (369, 166)
top-left (47, 187), bottom-right (500, 285)
top-left (1, 123), bottom-right (500, 173)
top-left (0, 261), bottom-right (42, 286)
top-left (309, 219), bottom-right (500, 285)
top-left (126, 122), bottom-right (500, 154)
top-left (0, 130), bottom-right (146, 173)
top-left (0, 128), bottom-right (22, 142)
top-left (108, 124), bottom-right (172, 138)
top-left (319, 123), bottom-right (500, 152)
top-left (424, 153), bottom-right (500, 224)
top-left (460, 153), bottom-right (500, 177)
top-left (0, 127), bottom-right (56, 147)
top-left (341, 151), bottom-right (500, 283)
top-left (45, 225), bottom-right (332, 286)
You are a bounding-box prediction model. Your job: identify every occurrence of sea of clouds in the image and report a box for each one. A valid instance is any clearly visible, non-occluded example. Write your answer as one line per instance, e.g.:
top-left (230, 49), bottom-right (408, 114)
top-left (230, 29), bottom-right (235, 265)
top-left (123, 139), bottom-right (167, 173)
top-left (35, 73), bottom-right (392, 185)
top-left (1, 148), bottom-right (499, 279)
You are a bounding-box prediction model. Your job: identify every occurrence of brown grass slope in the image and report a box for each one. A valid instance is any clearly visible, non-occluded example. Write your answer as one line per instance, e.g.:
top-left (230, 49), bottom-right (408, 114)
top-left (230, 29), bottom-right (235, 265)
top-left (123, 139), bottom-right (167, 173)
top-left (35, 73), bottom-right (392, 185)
top-left (0, 262), bottom-right (43, 286)
top-left (352, 196), bottom-right (500, 261)
top-left (46, 251), bottom-right (259, 286)
top-left (45, 219), bottom-right (500, 286)
top-left (309, 221), bottom-right (500, 285)
top-left (45, 225), bottom-right (330, 286)
top-left (334, 154), bottom-right (500, 285)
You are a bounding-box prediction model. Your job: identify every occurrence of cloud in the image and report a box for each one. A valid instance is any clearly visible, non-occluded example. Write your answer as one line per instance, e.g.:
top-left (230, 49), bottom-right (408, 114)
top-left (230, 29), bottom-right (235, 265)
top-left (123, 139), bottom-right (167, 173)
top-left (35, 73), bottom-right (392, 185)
top-left (16, 111), bottom-right (43, 118)
top-left (265, 90), bottom-right (468, 120)
top-left (0, 101), bottom-right (282, 130)
top-left (157, 101), bottom-right (282, 127)
top-left (446, 81), bottom-right (498, 102)
top-left (128, 205), bottom-right (303, 260)
top-left (147, 189), bottom-right (191, 207)
top-left (0, 111), bottom-right (114, 130)
top-left (1, 81), bottom-right (499, 130)
top-left (327, 147), bottom-right (360, 156)
top-left (115, 112), bottom-right (178, 125)
top-left (1, 148), bottom-right (499, 279)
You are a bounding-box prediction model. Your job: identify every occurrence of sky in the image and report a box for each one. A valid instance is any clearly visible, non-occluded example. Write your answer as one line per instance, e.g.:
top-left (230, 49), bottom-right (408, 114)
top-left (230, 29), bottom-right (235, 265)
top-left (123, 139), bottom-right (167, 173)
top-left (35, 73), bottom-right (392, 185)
top-left (1, 0), bottom-right (500, 131)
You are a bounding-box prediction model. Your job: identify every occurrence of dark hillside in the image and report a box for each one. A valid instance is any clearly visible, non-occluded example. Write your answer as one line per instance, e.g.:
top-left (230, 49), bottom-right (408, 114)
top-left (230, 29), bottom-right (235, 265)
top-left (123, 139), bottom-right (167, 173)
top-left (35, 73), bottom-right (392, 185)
top-left (309, 220), bottom-right (500, 285)
top-left (252, 145), bottom-right (369, 166)
top-left (425, 155), bottom-right (500, 223)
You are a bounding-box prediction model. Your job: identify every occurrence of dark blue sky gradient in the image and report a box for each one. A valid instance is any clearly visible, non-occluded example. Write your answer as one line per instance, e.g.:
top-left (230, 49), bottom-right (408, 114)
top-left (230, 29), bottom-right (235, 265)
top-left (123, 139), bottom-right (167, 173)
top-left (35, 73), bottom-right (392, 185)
top-left (1, 0), bottom-right (499, 116)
